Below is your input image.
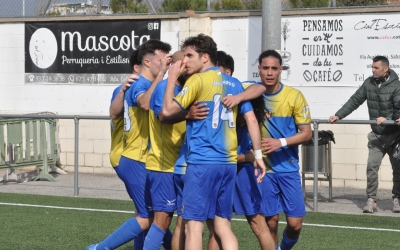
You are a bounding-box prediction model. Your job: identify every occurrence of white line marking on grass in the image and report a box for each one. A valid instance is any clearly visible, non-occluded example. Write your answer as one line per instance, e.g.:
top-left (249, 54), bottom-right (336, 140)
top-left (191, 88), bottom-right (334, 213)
top-left (301, 222), bottom-right (400, 233)
top-left (2, 203), bottom-right (399, 233)
top-left (0, 202), bottom-right (135, 214)
top-left (230, 218), bottom-right (400, 233)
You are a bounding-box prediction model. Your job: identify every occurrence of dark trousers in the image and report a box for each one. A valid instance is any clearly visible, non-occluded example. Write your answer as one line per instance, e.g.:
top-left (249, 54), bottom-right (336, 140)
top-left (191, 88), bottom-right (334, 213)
top-left (367, 131), bottom-right (400, 199)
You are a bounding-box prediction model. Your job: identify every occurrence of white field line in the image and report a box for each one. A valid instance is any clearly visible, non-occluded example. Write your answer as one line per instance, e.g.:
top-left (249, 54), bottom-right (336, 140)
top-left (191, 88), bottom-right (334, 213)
top-left (1, 202), bottom-right (399, 233)
top-left (0, 202), bottom-right (135, 214)
top-left (230, 218), bottom-right (400, 233)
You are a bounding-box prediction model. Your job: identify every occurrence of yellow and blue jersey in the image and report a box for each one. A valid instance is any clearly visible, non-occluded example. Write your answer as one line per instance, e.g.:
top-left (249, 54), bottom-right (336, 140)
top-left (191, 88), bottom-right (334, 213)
top-left (121, 74), bottom-right (152, 163)
top-left (110, 85), bottom-right (124, 167)
top-left (174, 140), bottom-right (187, 175)
top-left (147, 79), bottom-right (186, 173)
top-left (174, 67), bottom-right (253, 165)
top-left (236, 81), bottom-right (257, 156)
top-left (261, 83), bottom-right (312, 172)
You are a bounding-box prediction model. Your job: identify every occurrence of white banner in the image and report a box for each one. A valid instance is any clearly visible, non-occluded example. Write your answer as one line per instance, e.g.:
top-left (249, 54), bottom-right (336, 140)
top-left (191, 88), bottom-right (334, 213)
top-left (248, 14), bottom-right (400, 86)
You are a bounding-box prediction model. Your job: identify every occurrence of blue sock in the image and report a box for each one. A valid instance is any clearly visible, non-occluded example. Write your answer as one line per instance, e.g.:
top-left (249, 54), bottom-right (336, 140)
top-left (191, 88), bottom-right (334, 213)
top-left (96, 217), bottom-right (143, 250)
top-left (133, 230), bottom-right (148, 250)
top-left (143, 224), bottom-right (167, 250)
top-left (280, 231), bottom-right (299, 250)
top-left (162, 229), bottom-right (173, 250)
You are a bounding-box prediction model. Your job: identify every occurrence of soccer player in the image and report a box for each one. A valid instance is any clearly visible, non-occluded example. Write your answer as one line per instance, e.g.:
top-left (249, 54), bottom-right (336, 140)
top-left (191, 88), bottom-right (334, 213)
top-left (107, 49), bottom-right (143, 249)
top-left (217, 51), bottom-right (275, 250)
top-left (161, 34), bottom-right (266, 250)
top-left (87, 40), bottom-right (172, 250)
top-left (143, 50), bottom-right (192, 249)
top-left (224, 50), bottom-right (312, 250)
top-left (145, 51), bottom-right (208, 250)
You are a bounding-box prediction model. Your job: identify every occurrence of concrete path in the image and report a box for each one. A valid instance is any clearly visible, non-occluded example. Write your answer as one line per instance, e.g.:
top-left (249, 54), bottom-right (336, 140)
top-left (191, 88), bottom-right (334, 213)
top-left (1, 169), bottom-right (399, 217)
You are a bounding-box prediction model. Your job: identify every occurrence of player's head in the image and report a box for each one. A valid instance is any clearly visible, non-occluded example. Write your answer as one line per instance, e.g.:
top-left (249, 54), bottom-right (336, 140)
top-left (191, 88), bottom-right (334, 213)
top-left (137, 39), bottom-right (171, 78)
top-left (216, 50), bottom-right (234, 76)
top-left (258, 50), bottom-right (282, 89)
top-left (372, 55), bottom-right (389, 80)
top-left (181, 34), bottom-right (217, 75)
top-left (130, 49), bottom-right (141, 74)
top-left (172, 50), bottom-right (189, 86)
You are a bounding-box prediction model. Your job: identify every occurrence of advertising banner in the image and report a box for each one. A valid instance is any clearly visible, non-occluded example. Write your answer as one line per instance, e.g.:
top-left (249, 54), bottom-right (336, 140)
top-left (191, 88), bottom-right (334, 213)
top-left (248, 14), bottom-right (400, 86)
top-left (25, 20), bottom-right (161, 84)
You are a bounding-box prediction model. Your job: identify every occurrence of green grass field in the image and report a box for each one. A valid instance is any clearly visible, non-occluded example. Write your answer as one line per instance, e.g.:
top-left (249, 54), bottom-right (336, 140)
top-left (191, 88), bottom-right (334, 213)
top-left (0, 192), bottom-right (399, 249)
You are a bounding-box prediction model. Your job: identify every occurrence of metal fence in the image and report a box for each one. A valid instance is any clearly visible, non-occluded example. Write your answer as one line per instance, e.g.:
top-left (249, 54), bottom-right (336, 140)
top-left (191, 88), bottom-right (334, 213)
top-left (0, 0), bottom-right (395, 18)
top-left (0, 113), bottom-right (397, 211)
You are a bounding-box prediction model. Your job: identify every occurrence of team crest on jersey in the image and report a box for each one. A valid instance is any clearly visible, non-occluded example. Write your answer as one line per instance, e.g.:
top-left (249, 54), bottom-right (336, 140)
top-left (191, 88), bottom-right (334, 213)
top-left (265, 108), bottom-right (273, 119)
top-left (177, 86), bottom-right (189, 97)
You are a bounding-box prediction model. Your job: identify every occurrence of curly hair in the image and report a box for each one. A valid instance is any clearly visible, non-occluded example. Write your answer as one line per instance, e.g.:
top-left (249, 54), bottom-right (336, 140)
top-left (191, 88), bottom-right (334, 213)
top-left (181, 34), bottom-right (217, 65)
top-left (250, 95), bottom-right (266, 125)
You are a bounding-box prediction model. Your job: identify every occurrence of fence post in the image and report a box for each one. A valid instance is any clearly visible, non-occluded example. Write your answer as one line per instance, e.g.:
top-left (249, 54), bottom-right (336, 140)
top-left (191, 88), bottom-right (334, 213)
top-left (312, 121), bottom-right (320, 211)
top-left (74, 116), bottom-right (79, 197)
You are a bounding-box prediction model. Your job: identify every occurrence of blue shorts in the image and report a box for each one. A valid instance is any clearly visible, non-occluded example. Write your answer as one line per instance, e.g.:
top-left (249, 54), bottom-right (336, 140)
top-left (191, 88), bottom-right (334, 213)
top-left (182, 164), bottom-right (236, 221)
top-left (261, 172), bottom-right (306, 218)
top-left (173, 174), bottom-right (185, 216)
top-left (118, 156), bottom-right (154, 218)
top-left (233, 163), bottom-right (265, 216)
top-left (145, 171), bottom-right (176, 213)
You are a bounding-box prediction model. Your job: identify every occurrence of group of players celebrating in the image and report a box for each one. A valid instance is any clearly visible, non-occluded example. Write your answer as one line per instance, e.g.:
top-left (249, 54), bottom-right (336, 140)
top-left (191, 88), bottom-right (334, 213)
top-left (87, 33), bottom-right (312, 250)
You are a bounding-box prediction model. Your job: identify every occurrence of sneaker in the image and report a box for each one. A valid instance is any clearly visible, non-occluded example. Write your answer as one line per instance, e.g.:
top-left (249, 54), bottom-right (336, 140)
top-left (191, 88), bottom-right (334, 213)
top-left (86, 244), bottom-right (98, 250)
top-left (393, 198), bottom-right (400, 213)
top-left (363, 198), bottom-right (378, 213)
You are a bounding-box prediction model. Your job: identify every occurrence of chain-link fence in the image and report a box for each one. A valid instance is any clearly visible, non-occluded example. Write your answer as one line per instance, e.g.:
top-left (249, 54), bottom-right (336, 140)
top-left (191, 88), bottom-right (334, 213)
top-left (0, 0), bottom-right (395, 18)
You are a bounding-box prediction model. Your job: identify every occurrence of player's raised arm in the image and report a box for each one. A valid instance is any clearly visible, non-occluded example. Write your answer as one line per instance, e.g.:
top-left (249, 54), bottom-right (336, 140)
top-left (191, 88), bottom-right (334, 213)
top-left (161, 60), bottom-right (187, 118)
top-left (137, 53), bottom-right (172, 111)
top-left (222, 84), bottom-right (266, 109)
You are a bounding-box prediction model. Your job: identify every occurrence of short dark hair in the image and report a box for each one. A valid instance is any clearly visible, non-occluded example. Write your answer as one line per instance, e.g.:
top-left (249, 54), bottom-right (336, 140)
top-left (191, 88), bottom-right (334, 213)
top-left (137, 39), bottom-right (171, 63)
top-left (258, 50), bottom-right (282, 66)
top-left (130, 49), bottom-right (140, 69)
top-left (373, 55), bottom-right (389, 67)
top-left (216, 50), bottom-right (234, 75)
top-left (181, 34), bottom-right (217, 65)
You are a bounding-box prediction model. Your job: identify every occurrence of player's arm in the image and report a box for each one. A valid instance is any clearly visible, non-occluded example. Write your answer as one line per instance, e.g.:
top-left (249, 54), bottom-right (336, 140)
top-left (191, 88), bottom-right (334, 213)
top-left (137, 54), bottom-right (172, 111)
top-left (158, 101), bottom-right (208, 124)
top-left (261, 124), bottom-right (312, 155)
top-left (161, 61), bottom-right (188, 118)
top-left (237, 149), bottom-right (255, 164)
top-left (222, 84), bottom-right (266, 109)
top-left (109, 75), bottom-right (137, 119)
top-left (243, 110), bottom-right (266, 183)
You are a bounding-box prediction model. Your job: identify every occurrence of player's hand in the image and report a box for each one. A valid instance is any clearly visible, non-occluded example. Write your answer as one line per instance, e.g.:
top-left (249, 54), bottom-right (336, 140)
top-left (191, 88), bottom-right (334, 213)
top-left (168, 60), bottom-right (187, 82)
top-left (254, 158), bottom-right (266, 183)
top-left (121, 73), bottom-right (138, 93)
top-left (328, 115), bottom-right (339, 124)
top-left (261, 138), bottom-right (282, 155)
top-left (159, 53), bottom-right (173, 76)
top-left (187, 101), bottom-right (209, 120)
top-left (396, 118), bottom-right (400, 125)
top-left (376, 117), bottom-right (386, 125)
top-left (222, 95), bottom-right (242, 109)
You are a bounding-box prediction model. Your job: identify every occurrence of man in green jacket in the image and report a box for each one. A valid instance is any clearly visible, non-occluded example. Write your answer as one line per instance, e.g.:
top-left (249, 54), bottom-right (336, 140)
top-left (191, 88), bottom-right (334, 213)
top-left (329, 55), bottom-right (400, 214)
